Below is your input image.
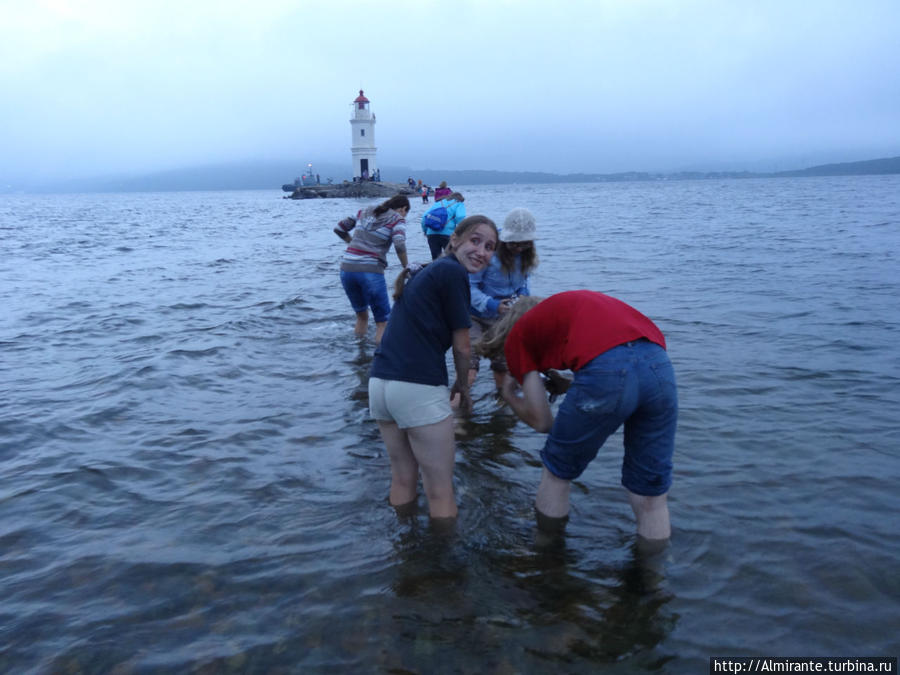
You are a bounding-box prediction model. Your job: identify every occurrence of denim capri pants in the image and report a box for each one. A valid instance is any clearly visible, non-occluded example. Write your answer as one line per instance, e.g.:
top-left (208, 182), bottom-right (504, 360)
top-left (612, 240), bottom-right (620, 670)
top-left (540, 339), bottom-right (678, 496)
top-left (340, 270), bottom-right (391, 323)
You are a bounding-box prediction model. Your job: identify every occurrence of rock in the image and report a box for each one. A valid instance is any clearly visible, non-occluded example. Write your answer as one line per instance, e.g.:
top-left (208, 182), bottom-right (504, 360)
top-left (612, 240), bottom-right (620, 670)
top-left (285, 182), bottom-right (416, 200)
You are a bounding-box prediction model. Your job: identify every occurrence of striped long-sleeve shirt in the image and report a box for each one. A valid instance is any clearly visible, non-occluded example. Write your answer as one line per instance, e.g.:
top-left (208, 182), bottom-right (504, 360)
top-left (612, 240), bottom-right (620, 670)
top-left (337, 206), bottom-right (407, 274)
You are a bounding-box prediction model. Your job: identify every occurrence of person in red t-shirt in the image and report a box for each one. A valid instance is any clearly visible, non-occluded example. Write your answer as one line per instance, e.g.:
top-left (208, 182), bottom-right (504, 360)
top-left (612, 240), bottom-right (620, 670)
top-left (476, 290), bottom-right (677, 540)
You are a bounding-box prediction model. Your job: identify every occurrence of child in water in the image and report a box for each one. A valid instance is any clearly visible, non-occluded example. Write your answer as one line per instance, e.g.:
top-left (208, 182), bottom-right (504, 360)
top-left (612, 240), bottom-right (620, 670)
top-left (477, 291), bottom-right (677, 540)
top-left (468, 207), bottom-right (539, 388)
top-left (368, 216), bottom-right (499, 518)
top-left (422, 192), bottom-right (467, 261)
top-left (334, 195), bottom-right (409, 344)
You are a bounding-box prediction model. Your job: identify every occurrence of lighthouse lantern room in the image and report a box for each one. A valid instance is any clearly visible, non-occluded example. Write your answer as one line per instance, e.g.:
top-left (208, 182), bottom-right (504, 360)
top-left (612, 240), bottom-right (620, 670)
top-left (350, 90), bottom-right (377, 180)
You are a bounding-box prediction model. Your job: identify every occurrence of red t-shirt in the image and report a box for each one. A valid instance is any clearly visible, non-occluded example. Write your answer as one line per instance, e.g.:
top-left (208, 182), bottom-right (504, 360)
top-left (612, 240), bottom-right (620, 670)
top-left (504, 290), bottom-right (667, 382)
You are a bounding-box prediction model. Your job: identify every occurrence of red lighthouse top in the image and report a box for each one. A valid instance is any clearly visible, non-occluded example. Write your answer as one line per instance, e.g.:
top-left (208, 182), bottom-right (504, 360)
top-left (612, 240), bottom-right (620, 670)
top-left (354, 89), bottom-right (370, 105)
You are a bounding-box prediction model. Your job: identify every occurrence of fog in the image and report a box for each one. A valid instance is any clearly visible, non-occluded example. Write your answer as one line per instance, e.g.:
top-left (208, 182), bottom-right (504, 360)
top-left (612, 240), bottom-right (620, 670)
top-left (2, 0), bottom-right (899, 185)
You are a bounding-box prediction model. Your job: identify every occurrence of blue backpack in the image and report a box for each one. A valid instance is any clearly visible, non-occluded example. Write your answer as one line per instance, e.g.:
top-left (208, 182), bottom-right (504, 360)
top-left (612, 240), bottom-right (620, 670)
top-left (422, 204), bottom-right (449, 231)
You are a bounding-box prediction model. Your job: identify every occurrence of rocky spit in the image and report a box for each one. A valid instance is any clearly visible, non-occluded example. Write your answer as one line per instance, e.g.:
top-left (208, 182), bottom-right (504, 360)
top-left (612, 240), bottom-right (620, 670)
top-left (284, 181), bottom-right (417, 200)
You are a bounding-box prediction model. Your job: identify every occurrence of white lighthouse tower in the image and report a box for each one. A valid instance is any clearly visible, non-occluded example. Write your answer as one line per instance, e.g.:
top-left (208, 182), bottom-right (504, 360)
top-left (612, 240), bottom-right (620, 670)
top-left (350, 89), bottom-right (377, 180)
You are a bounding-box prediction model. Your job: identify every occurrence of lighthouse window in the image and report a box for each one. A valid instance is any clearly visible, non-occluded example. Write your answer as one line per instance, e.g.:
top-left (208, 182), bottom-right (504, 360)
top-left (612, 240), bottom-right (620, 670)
top-left (361, 129), bottom-right (365, 137)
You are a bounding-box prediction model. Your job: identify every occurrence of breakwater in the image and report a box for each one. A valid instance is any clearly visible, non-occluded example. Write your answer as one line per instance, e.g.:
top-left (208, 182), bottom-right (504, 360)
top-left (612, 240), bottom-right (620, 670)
top-left (285, 181), bottom-right (416, 199)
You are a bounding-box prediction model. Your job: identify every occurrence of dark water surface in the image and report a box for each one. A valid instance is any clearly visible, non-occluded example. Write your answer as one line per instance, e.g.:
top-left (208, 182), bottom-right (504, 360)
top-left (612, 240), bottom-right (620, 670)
top-left (2, 177), bottom-right (899, 672)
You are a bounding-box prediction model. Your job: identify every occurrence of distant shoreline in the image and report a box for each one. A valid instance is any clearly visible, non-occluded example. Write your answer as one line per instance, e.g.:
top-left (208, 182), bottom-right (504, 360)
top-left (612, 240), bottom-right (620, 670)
top-left (409, 156), bottom-right (900, 187)
top-left (5, 156), bottom-right (899, 195)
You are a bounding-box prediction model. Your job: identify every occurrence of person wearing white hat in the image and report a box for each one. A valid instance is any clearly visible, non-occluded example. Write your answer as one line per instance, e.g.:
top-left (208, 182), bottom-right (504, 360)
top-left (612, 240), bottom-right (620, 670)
top-left (468, 207), bottom-right (540, 388)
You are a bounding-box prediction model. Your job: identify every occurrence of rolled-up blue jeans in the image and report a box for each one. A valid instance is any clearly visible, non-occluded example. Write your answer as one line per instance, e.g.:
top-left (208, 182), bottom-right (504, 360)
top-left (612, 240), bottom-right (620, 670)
top-left (540, 339), bottom-right (677, 496)
top-left (340, 270), bottom-right (390, 323)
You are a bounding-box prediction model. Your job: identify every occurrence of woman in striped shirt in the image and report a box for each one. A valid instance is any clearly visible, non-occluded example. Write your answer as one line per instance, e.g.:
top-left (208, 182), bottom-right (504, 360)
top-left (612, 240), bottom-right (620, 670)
top-left (334, 195), bottom-right (410, 344)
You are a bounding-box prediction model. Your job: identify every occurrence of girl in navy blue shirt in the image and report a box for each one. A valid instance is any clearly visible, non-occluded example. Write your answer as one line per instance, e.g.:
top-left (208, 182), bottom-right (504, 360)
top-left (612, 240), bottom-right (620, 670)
top-left (369, 216), bottom-right (498, 519)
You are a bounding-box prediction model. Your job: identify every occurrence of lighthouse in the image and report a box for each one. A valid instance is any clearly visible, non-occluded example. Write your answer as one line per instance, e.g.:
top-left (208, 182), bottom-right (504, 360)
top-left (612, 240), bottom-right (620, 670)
top-left (350, 90), bottom-right (377, 180)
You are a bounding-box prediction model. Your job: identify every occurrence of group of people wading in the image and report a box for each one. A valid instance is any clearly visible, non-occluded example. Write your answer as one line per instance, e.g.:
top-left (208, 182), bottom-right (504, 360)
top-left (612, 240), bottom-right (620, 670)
top-left (333, 189), bottom-right (677, 543)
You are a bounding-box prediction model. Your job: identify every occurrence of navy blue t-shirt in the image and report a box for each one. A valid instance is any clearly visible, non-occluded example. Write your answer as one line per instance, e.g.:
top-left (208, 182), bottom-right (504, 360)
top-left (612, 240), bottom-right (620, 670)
top-left (370, 255), bottom-right (472, 386)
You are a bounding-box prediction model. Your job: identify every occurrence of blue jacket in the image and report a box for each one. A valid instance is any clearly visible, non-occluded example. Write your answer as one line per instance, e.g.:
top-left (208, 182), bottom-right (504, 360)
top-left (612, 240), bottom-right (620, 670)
top-left (421, 199), bottom-right (466, 237)
top-left (469, 254), bottom-right (531, 318)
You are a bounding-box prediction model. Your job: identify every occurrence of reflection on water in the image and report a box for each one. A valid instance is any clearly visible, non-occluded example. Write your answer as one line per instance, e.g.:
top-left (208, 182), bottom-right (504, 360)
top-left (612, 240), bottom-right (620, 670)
top-left (2, 178), bottom-right (900, 671)
top-left (382, 497), bottom-right (677, 672)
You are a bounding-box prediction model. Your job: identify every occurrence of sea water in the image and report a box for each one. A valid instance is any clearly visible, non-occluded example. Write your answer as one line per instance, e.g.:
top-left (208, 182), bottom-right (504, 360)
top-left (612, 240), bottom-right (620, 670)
top-left (1, 177), bottom-right (899, 672)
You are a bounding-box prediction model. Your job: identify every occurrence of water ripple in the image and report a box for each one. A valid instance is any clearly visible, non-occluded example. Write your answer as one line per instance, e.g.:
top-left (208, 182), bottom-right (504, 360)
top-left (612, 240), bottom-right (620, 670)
top-left (1, 180), bottom-right (899, 672)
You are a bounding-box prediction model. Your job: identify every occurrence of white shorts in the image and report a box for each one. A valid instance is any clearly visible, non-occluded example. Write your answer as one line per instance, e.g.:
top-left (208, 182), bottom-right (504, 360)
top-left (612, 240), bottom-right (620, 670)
top-left (369, 377), bottom-right (452, 429)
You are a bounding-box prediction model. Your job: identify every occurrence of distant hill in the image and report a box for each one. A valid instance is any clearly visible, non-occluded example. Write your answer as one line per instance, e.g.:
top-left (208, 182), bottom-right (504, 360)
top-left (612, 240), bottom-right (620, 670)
top-left (770, 156), bottom-right (900, 177)
top-left (11, 155), bottom-right (900, 194)
top-left (395, 156), bottom-right (900, 185)
top-left (380, 167), bottom-right (604, 186)
top-left (25, 160), bottom-right (349, 194)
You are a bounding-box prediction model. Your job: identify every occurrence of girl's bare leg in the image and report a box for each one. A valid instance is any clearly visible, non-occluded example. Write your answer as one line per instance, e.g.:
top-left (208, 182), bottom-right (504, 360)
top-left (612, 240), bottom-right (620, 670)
top-left (627, 491), bottom-right (671, 540)
top-left (354, 310), bottom-right (369, 337)
top-left (407, 416), bottom-right (458, 518)
top-left (374, 320), bottom-right (387, 345)
top-left (535, 467), bottom-right (571, 519)
top-left (377, 420), bottom-right (418, 507)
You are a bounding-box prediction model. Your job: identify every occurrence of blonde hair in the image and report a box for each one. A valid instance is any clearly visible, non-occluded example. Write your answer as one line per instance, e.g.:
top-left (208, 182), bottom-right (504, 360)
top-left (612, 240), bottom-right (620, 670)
top-left (475, 296), bottom-right (544, 360)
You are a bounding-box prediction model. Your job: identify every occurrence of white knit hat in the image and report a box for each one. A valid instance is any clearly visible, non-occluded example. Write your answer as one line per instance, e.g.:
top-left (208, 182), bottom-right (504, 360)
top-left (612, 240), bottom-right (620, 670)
top-left (500, 208), bottom-right (537, 242)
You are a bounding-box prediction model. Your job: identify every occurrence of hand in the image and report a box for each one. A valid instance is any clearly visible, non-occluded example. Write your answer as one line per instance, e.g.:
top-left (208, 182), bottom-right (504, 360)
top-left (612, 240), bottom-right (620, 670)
top-left (450, 380), bottom-right (472, 412)
top-left (497, 299), bottom-right (513, 315)
top-left (543, 369), bottom-right (574, 398)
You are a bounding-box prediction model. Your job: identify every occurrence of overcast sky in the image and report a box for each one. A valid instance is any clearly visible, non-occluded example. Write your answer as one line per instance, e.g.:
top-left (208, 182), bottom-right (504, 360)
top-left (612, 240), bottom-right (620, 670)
top-left (3, 0), bottom-right (899, 183)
